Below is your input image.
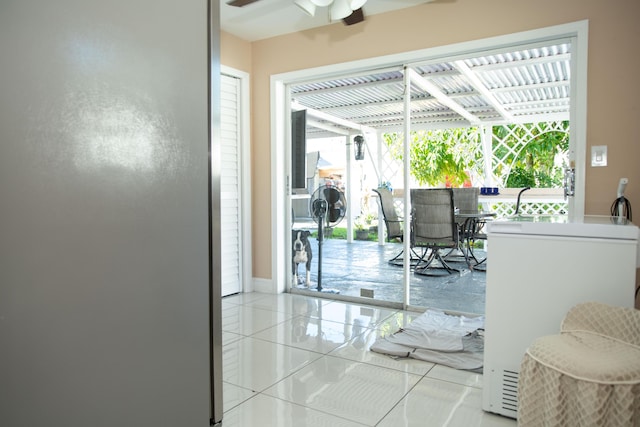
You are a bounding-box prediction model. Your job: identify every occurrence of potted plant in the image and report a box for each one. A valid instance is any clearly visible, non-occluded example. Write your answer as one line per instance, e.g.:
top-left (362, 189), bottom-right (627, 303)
top-left (354, 216), bottom-right (370, 240)
top-left (363, 212), bottom-right (378, 233)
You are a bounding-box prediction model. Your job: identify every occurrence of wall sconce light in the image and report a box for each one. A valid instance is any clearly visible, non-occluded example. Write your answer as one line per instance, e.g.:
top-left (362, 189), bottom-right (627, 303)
top-left (354, 135), bottom-right (365, 160)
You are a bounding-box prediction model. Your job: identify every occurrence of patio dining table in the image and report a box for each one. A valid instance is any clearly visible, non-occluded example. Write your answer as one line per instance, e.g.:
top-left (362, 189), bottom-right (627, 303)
top-left (454, 210), bottom-right (496, 269)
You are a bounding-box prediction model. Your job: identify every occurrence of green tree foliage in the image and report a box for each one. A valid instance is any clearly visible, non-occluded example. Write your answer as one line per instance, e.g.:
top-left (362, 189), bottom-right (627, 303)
top-left (383, 129), bottom-right (481, 187)
top-left (383, 122), bottom-right (569, 189)
top-left (495, 121), bottom-right (569, 188)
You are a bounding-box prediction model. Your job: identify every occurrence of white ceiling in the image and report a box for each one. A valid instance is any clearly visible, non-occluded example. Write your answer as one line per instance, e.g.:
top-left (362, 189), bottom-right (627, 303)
top-left (220, 0), bottom-right (433, 42)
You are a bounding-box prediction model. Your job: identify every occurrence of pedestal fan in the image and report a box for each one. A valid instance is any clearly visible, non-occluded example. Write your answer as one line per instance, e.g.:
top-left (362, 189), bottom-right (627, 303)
top-left (309, 184), bottom-right (346, 293)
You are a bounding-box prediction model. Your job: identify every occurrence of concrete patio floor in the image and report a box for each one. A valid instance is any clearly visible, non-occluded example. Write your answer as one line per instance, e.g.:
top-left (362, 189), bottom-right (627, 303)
top-left (291, 236), bottom-right (488, 316)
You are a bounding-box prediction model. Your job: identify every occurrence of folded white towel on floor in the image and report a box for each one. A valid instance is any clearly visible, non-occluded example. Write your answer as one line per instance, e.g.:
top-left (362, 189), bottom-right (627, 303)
top-left (370, 309), bottom-right (485, 371)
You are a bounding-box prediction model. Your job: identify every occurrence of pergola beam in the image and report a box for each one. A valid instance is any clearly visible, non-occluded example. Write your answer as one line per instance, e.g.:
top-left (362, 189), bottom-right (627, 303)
top-left (453, 60), bottom-right (514, 122)
top-left (469, 53), bottom-right (571, 72)
top-left (406, 68), bottom-right (480, 125)
top-left (292, 101), bottom-right (376, 135)
top-left (492, 80), bottom-right (569, 93)
top-left (306, 118), bottom-right (351, 136)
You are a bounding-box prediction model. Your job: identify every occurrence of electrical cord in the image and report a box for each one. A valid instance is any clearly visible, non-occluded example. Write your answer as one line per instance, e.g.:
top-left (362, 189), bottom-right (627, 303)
top-left (611, 181), bottom-right (636, 303)
top-left (610, 196), bottom-right (632, 221)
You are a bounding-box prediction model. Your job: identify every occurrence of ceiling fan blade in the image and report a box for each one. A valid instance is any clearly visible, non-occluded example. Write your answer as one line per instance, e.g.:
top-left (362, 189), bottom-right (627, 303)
top-left (226, 0), bottom-right (261, 7)
top-left (342, 7), bottom-right (365, 25)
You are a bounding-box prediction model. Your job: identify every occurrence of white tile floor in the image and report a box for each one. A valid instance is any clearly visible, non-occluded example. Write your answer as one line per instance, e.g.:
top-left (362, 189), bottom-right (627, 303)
top-left (221, 292), bottom-right (516, 427)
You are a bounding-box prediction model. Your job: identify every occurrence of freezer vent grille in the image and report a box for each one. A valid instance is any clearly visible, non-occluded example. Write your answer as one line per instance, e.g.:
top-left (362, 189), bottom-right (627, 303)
top-left (501, 369), bottom-right (519, 416)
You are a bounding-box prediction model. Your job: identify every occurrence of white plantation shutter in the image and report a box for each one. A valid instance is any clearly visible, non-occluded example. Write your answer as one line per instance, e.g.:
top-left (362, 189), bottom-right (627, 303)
top-left (220, 73), bottom-right (242, 296)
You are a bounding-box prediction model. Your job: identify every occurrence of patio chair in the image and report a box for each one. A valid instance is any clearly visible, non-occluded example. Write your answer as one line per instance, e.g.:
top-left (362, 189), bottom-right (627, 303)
top-left (410, 188), bottom-right (460, 276)
top-left (450, 187), bottom-right (492, 269)
top-left (465, 215), bottom-right (492, 270)
top-left (447, 187), bottom-right (480, 263)
top-left (452, 187), bottom-right (479, 213)
top-left (372, 187), bottom-right (422, 267)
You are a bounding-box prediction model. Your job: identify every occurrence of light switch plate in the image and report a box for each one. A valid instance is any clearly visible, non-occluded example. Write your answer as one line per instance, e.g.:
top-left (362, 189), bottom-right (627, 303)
top-left (591, 145), bottom-right (607, 167)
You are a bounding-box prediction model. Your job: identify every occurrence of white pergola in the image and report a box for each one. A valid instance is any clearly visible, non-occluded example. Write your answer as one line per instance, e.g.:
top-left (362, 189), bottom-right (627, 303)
top-left (291, 42), bottom-right (572, 236)
top-left (292, 42), bottom-right (571, 137)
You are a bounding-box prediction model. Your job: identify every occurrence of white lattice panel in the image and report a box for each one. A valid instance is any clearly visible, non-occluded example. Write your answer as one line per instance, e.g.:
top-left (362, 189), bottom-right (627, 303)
top-left (491, 121), bottom-right (569, 187)
top-left (484, 202), bottom-right (568, 219)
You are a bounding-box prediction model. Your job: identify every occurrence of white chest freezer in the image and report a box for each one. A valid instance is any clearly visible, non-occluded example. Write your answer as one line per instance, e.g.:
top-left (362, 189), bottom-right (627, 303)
top-left (482, 215), bottom-right (639, 419)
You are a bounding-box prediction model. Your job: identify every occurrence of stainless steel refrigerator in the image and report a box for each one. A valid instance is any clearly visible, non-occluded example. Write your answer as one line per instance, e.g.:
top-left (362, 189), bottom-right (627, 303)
top-left (0, 1), bottom-right (223, 425)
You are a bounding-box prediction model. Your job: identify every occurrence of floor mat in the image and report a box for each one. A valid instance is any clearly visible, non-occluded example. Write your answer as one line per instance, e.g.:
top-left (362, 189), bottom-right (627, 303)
top-left (370, 309), bottom-right (485, 372)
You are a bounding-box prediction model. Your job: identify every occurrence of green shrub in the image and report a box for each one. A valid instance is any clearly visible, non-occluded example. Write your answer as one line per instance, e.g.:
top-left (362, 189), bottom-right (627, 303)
top-left (310, 226), bottom-right (379, 241)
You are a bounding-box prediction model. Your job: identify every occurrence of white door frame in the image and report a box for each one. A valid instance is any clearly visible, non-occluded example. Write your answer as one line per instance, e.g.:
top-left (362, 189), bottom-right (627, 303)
top-left (270, 20), bottom-right (589, 295)
top-left (221, 65), bottom-right (253, 293)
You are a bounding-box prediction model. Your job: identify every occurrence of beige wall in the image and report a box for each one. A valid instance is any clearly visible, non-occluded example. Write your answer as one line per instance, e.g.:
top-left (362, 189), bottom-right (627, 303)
top-left (224, 0), bottom-right (640, 282)
top-left (221, 31), bottom-right (252, 73)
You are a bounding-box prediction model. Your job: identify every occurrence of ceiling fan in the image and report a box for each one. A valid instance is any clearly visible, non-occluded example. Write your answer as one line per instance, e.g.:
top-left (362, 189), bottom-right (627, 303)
top-left (226, 0), bottom-right (369, 25)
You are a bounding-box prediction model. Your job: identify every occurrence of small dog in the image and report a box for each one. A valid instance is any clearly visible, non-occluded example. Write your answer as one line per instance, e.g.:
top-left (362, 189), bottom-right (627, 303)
top-left (292, 229), bottom-right (312, 287)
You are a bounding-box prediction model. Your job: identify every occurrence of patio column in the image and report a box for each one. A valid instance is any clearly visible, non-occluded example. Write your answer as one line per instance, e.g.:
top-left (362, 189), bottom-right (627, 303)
top-left (376, 129), bottom-right (385, 245)
top-left (482, 125), bottom-right (493, 186)
top-left (345, 134), bottom-right (353, 243)
top-left (402, 65), bottom-right (411, 309)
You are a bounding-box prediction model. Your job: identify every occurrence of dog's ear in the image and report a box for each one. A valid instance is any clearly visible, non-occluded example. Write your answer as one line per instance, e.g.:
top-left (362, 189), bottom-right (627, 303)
top-left (303, 230), bottom-right (311, 238)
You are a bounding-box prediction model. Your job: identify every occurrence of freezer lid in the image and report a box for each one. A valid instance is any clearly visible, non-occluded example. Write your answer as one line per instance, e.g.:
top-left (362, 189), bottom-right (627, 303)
top-left (487, 215), bottom-right (638, 240)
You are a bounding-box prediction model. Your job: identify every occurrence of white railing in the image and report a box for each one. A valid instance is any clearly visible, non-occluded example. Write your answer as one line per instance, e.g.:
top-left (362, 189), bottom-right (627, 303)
top-left (479, 188), bottom-right (567, 218)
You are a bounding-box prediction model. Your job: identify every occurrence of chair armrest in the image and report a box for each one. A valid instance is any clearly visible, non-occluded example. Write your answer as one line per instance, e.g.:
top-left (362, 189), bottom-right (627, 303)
top-left (380, 216), bottom-right (405, 227)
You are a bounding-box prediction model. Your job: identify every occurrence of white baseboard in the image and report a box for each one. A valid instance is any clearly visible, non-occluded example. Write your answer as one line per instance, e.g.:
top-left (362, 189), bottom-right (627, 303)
top-left (252, 277), bottom-right (277, 294)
